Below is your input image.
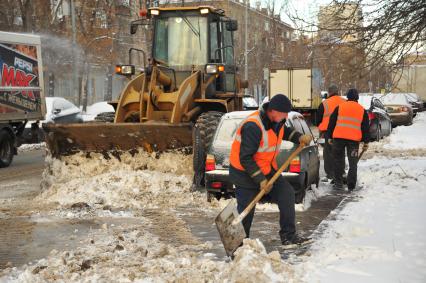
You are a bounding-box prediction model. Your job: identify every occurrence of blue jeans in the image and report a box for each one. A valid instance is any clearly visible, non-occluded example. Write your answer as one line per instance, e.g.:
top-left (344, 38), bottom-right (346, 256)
top-left (235, 175), bottom-right (296, 241)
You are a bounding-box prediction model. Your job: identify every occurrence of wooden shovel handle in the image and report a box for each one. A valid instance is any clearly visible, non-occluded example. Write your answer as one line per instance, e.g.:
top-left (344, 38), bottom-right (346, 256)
top-left (232, 143), bottom-right (306, 225)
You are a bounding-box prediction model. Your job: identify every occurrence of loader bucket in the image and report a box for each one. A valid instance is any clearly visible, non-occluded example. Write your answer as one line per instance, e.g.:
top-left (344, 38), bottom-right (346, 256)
top-left (42, 122), bottom-right (193, 158)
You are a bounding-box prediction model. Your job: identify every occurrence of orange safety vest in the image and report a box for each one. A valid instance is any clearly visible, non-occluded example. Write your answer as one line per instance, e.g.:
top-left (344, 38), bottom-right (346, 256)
top-left (318, 95), bottom-right (345, 132)
top-left (332, 101), bottom-right (365, 141)
top-left (230, 111), bottom-right (284, 176)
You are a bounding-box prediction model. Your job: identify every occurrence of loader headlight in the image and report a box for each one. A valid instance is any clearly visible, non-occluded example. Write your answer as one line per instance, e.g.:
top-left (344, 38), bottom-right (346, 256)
top-left (200, 8), bottom-right (209, 14)
top-left (115, 64), bottom-right (135, 76)
top-left (150, 9), bottom-right (160, 16)
top-left (205, 64), bottom-right (225, 74)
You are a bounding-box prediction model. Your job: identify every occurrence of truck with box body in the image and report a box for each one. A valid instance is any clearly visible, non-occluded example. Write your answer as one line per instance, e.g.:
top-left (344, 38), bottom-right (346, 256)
top-left (269, 68), bottom-right (322, 122)
top-left (0, 31), bottom-right (45, 167)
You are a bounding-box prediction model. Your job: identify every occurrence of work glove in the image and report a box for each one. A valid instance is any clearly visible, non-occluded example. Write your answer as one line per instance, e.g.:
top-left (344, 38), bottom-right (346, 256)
top-left (299, 134), bottom-right (312, 145)
top-left (362, 143), bottom-right (369, 151)
top-left (260, 179), bottom-right (272, 194)
top-left (328, 138), bottom-right (333, 145)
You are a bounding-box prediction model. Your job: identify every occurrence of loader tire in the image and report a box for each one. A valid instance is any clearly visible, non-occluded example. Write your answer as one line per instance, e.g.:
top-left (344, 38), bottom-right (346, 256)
top-left (0, 130), bottom-right (14, 168)
top-left (192, 111), bottom-right (224, 189)
top-left (94, 112), bottom-right (115, 123)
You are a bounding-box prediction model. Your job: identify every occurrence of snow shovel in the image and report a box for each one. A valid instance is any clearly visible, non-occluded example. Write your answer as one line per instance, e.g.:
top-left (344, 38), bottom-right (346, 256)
top-left (215, 143), bottom-right (306, 257)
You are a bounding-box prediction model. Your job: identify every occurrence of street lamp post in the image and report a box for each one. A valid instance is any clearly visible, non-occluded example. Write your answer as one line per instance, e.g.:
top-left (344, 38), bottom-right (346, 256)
top-left (244, 0), bottom-right (248, 94)
top-left (70, 0), bottom-right (79, 105)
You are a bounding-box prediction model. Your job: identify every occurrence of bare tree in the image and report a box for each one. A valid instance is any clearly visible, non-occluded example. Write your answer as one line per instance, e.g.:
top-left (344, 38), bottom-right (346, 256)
top-left (285, 0), bottom-right (426, 91)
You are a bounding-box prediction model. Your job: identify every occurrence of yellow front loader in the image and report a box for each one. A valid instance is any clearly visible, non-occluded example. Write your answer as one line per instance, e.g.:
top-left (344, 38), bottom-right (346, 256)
top-left (43, 6), bottom-right (247, 187)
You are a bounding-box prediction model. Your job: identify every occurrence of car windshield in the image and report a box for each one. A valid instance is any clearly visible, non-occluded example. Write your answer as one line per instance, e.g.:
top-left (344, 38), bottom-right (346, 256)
top-left (358, 96), bottom-right (372, 109)
top-left (154, 16), bottom-right (208, 66)
top-left (379, 93), bottom-right (410, 105)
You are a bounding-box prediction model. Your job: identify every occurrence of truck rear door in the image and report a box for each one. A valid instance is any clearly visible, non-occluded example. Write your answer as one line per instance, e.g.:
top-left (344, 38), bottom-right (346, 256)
top-left (270, 69), bottom-right (290, 100)
top-left (292, 69), bottom-right (312, 108)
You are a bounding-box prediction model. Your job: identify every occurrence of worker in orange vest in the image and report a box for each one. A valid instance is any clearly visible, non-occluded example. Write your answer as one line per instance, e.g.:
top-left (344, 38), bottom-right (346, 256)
top-left (326, 89), bottom-right (370, 192)
top-left (316, 84), bottom-right (345, 180)
top-left (229, 94), bottom-right (313, 247)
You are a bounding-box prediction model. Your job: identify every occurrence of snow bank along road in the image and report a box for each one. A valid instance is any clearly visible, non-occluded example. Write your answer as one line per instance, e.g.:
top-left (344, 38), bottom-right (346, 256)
top-left (0, 113), bottom-right (425, 282)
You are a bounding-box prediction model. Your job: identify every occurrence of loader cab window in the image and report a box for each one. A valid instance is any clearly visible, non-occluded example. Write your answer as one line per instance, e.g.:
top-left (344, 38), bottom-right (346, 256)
top-left (153, 15), bottom-right (208, 67)
top-left (222, 23), bottom-right (234, 65)
top-left (209, 19), bottom-right (220, 62)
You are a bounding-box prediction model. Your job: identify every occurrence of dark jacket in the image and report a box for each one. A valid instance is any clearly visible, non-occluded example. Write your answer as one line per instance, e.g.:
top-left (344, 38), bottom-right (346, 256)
top-left (325, 103), bottom-right (370, 143)
top-left (229, 103), bottom-right (302, 189)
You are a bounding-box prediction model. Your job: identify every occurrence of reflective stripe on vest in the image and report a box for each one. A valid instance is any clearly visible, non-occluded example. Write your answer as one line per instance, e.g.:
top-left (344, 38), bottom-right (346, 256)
top-left (332, 101), bottom-right (365, 141)
top-left (230, 111), bottom-right (284, 175)
top-left (318, 95), bottom-right (345, 132)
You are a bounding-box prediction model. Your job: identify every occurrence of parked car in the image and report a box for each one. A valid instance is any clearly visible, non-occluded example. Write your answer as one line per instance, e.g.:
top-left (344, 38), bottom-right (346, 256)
top-left (243, 96), bottom-right (259, 110)
top-left (20, 97), bottom-right (83, 144)
top-left (205, 111), bottom-right (320, 203)
top-left (82, 101), bottom-right (115, 122)
top-left (403, 93), bottom-right (423, 116)
top-left (357, 95), bottom-right (392, 141)
top-left (44, 97), bottom-right (83, 124)
top-left (376, 93), bottom-right (414, 126)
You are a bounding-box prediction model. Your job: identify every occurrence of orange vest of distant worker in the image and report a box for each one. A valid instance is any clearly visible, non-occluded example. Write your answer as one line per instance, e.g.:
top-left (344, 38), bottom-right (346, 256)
top-left (230, 111), bottom-right (284, 176)
top-left (332, 101), bottom-right (365, 142)
top-left (318, 95), bottom-right (345, 132)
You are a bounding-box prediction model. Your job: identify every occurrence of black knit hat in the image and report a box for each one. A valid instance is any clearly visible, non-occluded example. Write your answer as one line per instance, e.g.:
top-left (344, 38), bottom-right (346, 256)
top-left (267, 94), bottom-right (292, 113)
top-left (346, 88), bottom-right (359, 101)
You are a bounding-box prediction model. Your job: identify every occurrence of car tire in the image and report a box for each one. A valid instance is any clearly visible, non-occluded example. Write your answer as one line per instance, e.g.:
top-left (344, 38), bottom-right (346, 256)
top-left (295, 174), bottom-right (308, 204)
top-left (206, 191), bottom-right (220, 202)
top-left (192, 111), bottom-right (224, 188)
top-left (0, 130), bottom-right (14, 168)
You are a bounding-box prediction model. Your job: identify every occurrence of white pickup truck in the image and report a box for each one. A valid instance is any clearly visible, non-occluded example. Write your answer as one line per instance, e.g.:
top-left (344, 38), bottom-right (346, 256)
top-left (0, 31), bottom-right (46, 167)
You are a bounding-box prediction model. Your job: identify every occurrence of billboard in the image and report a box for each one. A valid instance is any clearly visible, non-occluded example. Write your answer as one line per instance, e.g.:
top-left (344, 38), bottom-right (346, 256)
top-left (0, 43), bottom-right (42, 115)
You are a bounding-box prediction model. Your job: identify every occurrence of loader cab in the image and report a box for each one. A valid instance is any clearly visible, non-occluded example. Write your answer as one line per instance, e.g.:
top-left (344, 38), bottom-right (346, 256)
top-left (150, 7), bottom-right (238, 95)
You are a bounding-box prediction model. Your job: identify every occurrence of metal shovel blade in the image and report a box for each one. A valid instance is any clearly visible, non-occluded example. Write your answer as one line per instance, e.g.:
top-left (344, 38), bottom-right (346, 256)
top-left (215, 199), bottom-right (246, 257)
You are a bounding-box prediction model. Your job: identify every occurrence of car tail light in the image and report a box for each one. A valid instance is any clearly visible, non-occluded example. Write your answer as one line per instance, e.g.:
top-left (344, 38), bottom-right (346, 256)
top-left (368, 112), bottom-right (376, 120)
top-left (205, 154), bottom-right (216, 171)
top-left (400, 106), bottom-right (409, 112)
top-left (289, 156), bottom-right (301, 173)
top-left (210, 182), bottom-right (222, 189)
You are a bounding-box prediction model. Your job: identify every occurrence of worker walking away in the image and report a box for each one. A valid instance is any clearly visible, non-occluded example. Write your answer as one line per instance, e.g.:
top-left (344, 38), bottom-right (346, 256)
top-left (229, 94), bottom-right (313, 247)
top-left (315, 84), bottom-right (345, 181)
top-left (326, 89), bottom-right (370, 192)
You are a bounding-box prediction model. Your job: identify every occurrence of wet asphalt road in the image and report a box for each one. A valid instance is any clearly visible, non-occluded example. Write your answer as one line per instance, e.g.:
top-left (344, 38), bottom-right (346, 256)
top-left (0, 148), bottom-right (346, 268)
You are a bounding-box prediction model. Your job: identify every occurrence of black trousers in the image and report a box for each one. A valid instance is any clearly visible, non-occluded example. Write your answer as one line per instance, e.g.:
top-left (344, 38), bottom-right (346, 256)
top-left (321, 131), bottom-right (334, 178)
top-left (332, 138), bottom-right (359, 188)
top-left (235, 175), bottom-right (296, 241)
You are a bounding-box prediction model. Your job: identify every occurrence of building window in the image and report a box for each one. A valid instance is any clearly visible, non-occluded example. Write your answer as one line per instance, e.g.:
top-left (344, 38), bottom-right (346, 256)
top-left (265, 21), bottom-right (269, 31)
top-left (96, 10), bottom-right (108, 29)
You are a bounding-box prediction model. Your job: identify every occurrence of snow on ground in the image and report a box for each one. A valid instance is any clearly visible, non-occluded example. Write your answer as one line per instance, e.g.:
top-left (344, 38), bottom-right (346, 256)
top-left (3, 112), bottom-right (426, 282)
top-left (295, 157), bottom-right (426, 282)
top-left (17, 142), bottom-right (45, 153)
top-left (383, 112), bottom-right (426, 150)
top-left (1, 224), bottom-right (295, 283)
top-left (38, 150), bottom-right (207, 212)
top-left (213, 183), bottom-right (332, 213)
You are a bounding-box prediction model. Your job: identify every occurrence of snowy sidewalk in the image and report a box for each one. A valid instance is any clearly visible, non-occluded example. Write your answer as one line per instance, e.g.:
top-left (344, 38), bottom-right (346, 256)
top-left (295, 157), bottom-right (426, 282)
top-left (295, 112), bottom-right (426, 282)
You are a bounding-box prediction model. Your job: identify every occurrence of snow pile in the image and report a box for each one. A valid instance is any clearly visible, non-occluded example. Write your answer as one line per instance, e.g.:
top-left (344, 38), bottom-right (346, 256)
top-left (295, 157), bottom-right (426, 282)
top-left (383, 112), bottom-right (426, 150)
top-left (38, 150), bottom-right (204, 211)
top-left (1, 225), bottom-right (294, 283)
top-left (17, 142), bottom-right (46, 153)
